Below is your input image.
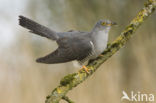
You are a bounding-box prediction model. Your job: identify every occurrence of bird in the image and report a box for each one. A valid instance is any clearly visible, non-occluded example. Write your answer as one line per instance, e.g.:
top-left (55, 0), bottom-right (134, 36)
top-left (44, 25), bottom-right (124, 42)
top-left (19, 15), bottom-right (117, 73)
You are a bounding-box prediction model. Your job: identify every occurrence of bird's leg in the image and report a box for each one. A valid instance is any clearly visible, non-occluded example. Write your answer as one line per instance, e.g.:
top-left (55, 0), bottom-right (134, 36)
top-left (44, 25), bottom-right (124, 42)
top-left (80, 65), bottom-right (89, 74)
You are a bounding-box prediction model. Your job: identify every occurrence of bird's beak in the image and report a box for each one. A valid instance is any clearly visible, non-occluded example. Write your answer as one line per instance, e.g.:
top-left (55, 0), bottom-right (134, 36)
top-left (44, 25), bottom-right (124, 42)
top-left (111, 22), bottom-right (117, 26)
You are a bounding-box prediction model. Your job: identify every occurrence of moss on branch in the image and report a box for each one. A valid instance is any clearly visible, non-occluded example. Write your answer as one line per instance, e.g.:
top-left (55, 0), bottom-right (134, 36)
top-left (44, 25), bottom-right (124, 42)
top-left (45, 0), bottom-right (156, 103)
top-left (62, 96), bottom-right (74, 103)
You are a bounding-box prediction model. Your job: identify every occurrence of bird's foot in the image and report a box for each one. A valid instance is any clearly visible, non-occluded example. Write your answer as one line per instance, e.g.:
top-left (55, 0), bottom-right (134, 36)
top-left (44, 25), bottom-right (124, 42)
top-left (99, 54), bottom-right (104, 57)
top-left (80, 65), bottom-right (89, 74)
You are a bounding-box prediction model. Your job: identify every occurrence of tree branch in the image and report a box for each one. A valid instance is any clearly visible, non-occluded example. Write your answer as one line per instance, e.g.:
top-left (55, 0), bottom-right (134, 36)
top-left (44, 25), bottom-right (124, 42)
top-left (62, 96), bottom-right (74, 103)
top-left (45, 0), bottom-right (156, 103)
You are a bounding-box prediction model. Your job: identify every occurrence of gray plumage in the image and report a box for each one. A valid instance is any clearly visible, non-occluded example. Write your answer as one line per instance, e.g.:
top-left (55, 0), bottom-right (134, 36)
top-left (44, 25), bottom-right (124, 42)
top-left (19, 15), bottom-right (116, 65)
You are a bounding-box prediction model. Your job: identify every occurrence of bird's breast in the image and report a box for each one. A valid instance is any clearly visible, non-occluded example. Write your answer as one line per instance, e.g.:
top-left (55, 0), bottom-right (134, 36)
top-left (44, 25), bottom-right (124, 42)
top-left (93, 30), bottom-right (108, 56)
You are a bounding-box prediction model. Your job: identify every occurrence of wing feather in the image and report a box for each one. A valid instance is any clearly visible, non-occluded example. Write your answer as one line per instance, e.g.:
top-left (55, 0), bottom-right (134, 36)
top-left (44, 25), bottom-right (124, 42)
top-left (36, 36), bottom-right (93, 64)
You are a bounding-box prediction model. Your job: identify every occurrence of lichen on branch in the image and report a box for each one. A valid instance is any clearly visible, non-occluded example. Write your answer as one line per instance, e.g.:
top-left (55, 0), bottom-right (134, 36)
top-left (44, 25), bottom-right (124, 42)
top-left (45, 0), bottom-right (156, 103)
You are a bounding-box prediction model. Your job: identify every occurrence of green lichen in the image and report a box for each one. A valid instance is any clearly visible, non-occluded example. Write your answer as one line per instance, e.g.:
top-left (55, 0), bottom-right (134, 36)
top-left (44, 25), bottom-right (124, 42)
top-left (46, 95), bottom-right (51, 99)
top-left (60, 73), bottom-right (77, 86)
top-left (145, 0), bottom-right (156, 7)
top-left (62, 96), bottom-right (74, 103)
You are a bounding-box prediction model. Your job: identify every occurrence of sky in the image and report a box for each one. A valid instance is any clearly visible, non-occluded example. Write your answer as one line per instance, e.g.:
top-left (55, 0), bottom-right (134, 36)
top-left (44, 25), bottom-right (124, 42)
top-left (0, 0), bottom-right (29, 47)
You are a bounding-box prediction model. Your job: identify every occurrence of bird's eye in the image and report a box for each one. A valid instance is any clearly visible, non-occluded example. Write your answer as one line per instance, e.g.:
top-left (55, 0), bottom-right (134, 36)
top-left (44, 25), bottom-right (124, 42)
top-left (101, 22), bottom-right (106, 26)
top-left (107, 23), bottom-right (111, 26)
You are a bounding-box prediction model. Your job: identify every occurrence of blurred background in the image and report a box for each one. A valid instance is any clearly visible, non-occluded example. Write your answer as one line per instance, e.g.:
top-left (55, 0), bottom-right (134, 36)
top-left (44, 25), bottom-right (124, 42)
top-left (0, 0), bottom-right (156, 103)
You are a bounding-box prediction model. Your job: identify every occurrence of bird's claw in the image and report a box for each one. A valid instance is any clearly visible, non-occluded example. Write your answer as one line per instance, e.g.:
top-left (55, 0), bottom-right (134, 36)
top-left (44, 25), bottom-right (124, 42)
top-left (80, 65), bottom-right (89, 74)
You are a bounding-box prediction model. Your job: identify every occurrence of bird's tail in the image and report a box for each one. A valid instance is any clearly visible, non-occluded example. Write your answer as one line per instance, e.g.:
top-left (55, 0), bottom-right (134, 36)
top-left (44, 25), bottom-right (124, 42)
top-left (18, 15), bottom-right (58, 40)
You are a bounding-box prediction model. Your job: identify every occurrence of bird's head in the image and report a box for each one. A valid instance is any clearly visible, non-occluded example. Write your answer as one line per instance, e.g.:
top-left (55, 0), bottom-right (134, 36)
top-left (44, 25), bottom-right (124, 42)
top-left (93, 20), bottom-right (117, 31)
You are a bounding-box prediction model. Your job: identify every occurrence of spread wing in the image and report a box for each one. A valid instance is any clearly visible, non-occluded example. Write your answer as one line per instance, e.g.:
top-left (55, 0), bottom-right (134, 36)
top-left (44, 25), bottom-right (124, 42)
top-left (36, 36), bottom-right (93, 64)
top-left (19, 15), bottom-right (59, 40)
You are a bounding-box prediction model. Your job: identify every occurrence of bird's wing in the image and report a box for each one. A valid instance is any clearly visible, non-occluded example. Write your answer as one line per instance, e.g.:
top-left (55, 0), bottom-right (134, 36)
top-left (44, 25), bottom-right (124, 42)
top-left (36, 46), bottom-right (75, 64)
top-left (57, 31), bottom-right (88, 38)
top-left (19, 15), bottom-right (59, 40)
top-left (36, 36), bottom-right (93, 64)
